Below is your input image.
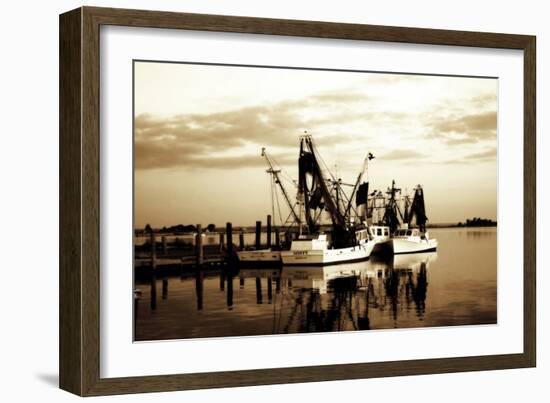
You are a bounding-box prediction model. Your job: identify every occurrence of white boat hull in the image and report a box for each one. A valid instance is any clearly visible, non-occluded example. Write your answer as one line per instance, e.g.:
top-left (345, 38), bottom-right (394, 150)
top-left (237, 249), bottom-right (281, 263)
top-left (391, 238), bottom-right (438, 254)
top-left (281, 242), bottom-right (374, 266)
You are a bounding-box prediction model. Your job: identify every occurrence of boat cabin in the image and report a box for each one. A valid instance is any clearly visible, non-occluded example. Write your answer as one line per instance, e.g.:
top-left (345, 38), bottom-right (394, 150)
top-left (369, 225), bottom-right (390, 242)
top-left (356, 228), bottom-right (370, 242)
top-left (291, 234), bottom-right (329, 251)
top-left (394, 228), bottom-right (428, 240)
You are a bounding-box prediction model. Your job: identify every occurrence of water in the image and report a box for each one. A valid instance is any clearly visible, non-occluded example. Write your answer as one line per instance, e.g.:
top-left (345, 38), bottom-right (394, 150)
top-left (134, 227), bottom-right (497, 341)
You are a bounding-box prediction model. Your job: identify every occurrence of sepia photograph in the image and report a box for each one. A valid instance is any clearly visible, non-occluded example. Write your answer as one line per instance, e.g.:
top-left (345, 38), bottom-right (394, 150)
top-left (133, 60), bottom-right (498, 341)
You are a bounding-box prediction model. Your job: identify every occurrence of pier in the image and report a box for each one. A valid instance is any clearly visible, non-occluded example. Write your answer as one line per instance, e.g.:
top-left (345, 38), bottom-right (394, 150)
top-left (134, 215), bottom-right (290, 277)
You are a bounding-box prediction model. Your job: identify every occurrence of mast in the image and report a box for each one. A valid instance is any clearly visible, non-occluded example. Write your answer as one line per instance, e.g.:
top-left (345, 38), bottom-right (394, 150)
top-left (261, 148), bottom-right (301, 226)
top-left (296, 134), bottom-right (360, 248)
top-left (383, 180), bottom-right (404, 233)
top-left (408, 185), bottom-right (428, 231)
top-left (402, 191), bottom-right (411, 223)
top-left (345, 152), bottom-right (374, 221)
top-left (298, 135), bottom-right (347, 234)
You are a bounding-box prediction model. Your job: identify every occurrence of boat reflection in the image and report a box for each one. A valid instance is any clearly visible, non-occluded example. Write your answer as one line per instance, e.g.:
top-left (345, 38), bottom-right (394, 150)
top-left (369, 252), bottom-right (436, 322)
top-left (276, 252), bottom-right (437, 332)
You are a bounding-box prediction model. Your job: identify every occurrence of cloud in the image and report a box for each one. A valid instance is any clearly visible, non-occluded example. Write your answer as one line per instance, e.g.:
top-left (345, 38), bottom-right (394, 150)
top-left (437, 147), bottom-right (497, 164)
top-left (464, 148), bottom-right (497, 161)
top-left (135, 89), bottom-right (373, 170)
top-left (135, 107), bottom-right (300, 170)
top-left (427, 111), bottom-right (497, 145)
top-left (309, 92), bottom-right (369, 104)
top-left (470, 93), bottom-right (498, 108)
top-left (381, 149), bottom-right (427, 160)
top-left (135, 79), bottom-right (498, 171)
top-left (444, 137), bottom-right (479, 145)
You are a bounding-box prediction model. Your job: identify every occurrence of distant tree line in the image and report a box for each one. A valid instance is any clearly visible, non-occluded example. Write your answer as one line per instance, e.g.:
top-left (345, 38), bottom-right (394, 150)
top-left (457, 217), bottom-right (497, 227)
top-left (136, 223), bottom-right (217, 235)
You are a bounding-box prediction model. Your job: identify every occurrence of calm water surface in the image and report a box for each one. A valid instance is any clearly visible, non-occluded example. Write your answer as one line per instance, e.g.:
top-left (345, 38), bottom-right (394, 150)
top-left (135, 227), bottom-right (497, 341)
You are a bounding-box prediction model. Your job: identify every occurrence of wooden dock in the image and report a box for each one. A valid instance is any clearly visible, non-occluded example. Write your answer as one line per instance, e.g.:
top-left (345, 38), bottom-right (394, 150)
top-left (134, 217), bottom-right (288, 276)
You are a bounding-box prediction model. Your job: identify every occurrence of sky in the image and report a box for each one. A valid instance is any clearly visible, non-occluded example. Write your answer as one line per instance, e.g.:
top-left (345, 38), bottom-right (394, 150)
top-left (134, 61), bottom-right (497, 228)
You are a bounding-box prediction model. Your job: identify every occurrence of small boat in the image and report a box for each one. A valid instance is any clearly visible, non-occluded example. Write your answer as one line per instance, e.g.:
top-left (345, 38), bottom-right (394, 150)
top-left (281, 228), bottom-right (375, 266)
top-left (237, 249), bottom-right (281, 263)
top-left (369, 182), bottom-right (437, 255)
top-left (390, 227), bottom-right (437, 254)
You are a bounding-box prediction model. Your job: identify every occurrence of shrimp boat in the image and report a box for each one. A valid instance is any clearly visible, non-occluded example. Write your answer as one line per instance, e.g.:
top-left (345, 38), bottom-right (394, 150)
top-left (281, 135), bottom-right (379, 266)
top-left (371, 181), bottom-right (438, 255)
top-left (281, 229), bottom-right (375, 266)
top-left (391, 226), bottom-right (438, 254)
top-left (389, 184), bottom-right (437, 254)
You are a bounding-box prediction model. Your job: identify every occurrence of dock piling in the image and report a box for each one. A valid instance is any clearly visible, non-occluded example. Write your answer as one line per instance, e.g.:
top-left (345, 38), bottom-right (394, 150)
top-left (196, 224), bottom-right (203, 266)
top-left (150, 275), bottom-right (157, 310)
top-left (255, 221), bottom-right (261, 250)
top-left (150, 231), bottom-right (157, 270)
top-left (239, 232), bottom-right (245, 251)
top-left (275, 227), bottom-right (280, 248)
top-left (227, 271), bottom-right (234, 308)
top-left (266, 215), bottom-right (272, 249)
top-left (256, 277), bottom-right (263, 304)
top-left (161, 235), bottom-right (167, 255)
top-left (162, 278), bottom-right (168, 299)
top-left (267, 277), bottom-right (273, 303)
top-left (219, 232), bottom-right (225, 252)
top-left (226, 222), bottom-right (233, 261)
top-left (195, 269), bottom-right (203, 310)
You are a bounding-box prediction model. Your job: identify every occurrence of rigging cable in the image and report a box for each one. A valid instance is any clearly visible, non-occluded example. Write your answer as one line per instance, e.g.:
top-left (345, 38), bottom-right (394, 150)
top-left (269, 171), bottom-right (276, 225)
top-left (273, 175), bottom-right (284, 227)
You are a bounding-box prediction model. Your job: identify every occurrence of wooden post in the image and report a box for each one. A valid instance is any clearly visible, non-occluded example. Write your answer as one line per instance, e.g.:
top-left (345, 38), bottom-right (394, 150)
top-left (256, 277), bottom-right (263, 304)
top-left (195, 269), bottom-right (203, 310)
top-left (196, 224), bottom-right (203, 266)
top-left (162, 278), bottom-right (168, 300)
top-left (266, 215), bottom-right (272, 249)
top-left (226, 222), bottom-right (233, 262)
top-left (219, 232), bottom-right (225, 252)
top-left (275, 227), bottom-right (280, 248)
top-left (162, 235), bottom-right (168, 255)
top-left (267, 277), bottom-right (273, 303)
top-left (150, 274), bottom-right (157, 310)
top-left (255, 221), bottom-right (261, 250)
top-left (227, 271), bottom-right (234, 308)
top-left (239, 232), bottom-right (245, 251)
top-left (150, 231), bottom-right (157, 270)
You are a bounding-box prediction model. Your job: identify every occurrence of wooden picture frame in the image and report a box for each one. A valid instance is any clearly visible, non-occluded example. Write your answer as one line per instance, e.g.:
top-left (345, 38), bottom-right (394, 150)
top-left (59, 6), bottom-right (536, 396)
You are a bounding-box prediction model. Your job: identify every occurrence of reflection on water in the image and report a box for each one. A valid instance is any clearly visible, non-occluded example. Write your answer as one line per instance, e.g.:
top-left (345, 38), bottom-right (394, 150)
top-left (135, 227), bottom-right (497, 341)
